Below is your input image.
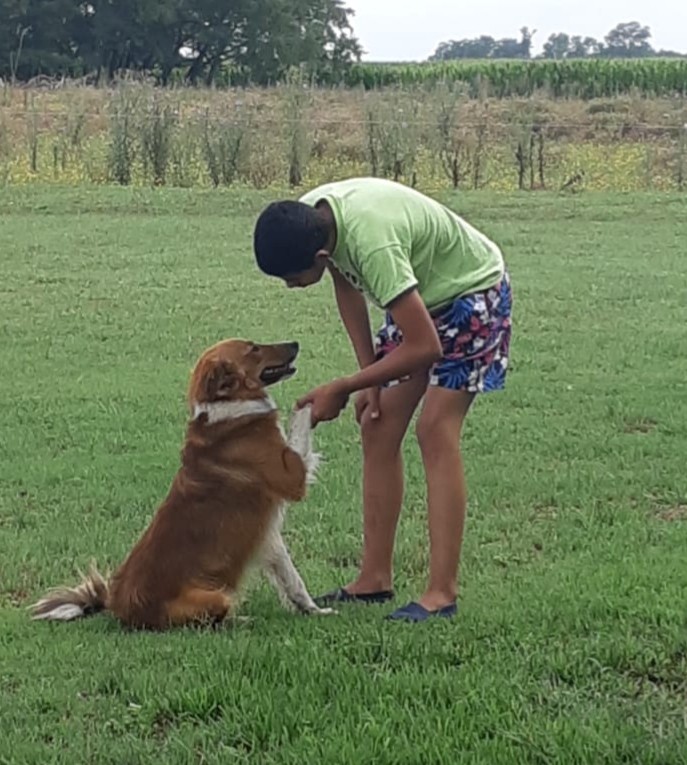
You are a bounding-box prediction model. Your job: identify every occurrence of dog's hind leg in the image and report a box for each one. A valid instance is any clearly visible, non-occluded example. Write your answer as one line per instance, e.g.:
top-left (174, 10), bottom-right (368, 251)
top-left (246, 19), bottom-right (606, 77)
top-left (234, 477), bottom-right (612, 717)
top-left (164, 587), bottom-right (233, 628)
top-left (261, 516), bottom-right (335, 616)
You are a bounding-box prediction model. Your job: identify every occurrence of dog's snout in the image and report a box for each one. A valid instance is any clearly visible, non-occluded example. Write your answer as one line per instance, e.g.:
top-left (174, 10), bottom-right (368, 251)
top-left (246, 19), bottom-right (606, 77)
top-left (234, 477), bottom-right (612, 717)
top-left (288, 342), bottom-right (299, 355)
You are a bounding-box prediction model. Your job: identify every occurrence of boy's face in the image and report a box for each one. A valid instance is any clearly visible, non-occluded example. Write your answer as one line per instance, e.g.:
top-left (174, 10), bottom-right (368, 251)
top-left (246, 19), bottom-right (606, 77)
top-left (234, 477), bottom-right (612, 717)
top-left (282, 257), bottom-right (327, 289)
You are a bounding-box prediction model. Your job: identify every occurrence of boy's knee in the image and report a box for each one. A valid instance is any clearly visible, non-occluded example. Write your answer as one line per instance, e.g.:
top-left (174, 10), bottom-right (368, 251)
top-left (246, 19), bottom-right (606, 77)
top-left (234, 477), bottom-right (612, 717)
top-left (416, 389), bottom-right (473, 458)
top-left (360, 414), bottom-right (384, 450)
top-left (415, 412), bottom-right (459, 459)
top-left (361, 414), bottom-right (402, 458)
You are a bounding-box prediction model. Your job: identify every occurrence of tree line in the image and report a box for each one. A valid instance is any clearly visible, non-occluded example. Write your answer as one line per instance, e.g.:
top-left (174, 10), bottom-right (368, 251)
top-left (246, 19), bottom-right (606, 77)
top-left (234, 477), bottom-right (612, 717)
top-left (0, 0), bottom-right (361, 84)
top-left (431, 22), bottom-right (686, 62)
top-left (2, 6), bottom-right (684, 86)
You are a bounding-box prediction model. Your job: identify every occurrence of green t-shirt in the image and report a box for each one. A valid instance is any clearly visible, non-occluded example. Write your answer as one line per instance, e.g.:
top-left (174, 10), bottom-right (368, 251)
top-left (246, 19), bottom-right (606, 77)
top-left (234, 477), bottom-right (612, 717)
top-left (299, 178), bottom-right (504, 310)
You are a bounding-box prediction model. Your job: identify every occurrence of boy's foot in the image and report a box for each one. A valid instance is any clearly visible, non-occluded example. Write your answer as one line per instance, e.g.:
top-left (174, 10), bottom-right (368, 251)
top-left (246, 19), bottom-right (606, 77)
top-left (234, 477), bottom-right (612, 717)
top-left (314, 587), bottom-right (394, 607)
top-left (385, 601), bottom-right (457, 623)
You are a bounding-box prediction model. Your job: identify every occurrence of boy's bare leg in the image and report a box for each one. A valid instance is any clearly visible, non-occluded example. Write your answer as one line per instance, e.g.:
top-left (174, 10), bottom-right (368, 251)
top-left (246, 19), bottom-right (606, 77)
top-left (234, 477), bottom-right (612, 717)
top-left (414, 387), bottom-right (475, 611)
top-left (345, 375), bottom-right (427, 595)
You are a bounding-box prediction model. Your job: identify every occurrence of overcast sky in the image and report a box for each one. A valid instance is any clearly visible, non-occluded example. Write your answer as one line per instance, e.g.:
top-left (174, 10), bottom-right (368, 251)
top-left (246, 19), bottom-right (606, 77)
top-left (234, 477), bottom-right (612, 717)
top-left (346, 0), bottom-right (687, 60)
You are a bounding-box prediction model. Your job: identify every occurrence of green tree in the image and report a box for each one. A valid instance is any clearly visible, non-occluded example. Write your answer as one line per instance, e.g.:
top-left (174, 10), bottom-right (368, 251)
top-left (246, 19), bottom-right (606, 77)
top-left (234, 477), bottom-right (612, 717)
top-left (569, 36), bottom-right (601, 58)
top-left (602, 21), bottom-right (654, 58)
top-left (493, 27), bottom-right (534, 59)
top-left (0, 0), bottom-right (360, 83)
top-left (74, 0), bottom-right (185, 82)
top-left (0, 0), bottom-right (84, 79)
top-left (431, 36), bottom-right (497, 61)
top-left (542, 33), bottom-right (571, 60)
top-left (183, 0), bottom-right (360, 85)
top-left (541, 33), bottom-right (601, 59)
top-left (431, 28), bottom-right (534, 61)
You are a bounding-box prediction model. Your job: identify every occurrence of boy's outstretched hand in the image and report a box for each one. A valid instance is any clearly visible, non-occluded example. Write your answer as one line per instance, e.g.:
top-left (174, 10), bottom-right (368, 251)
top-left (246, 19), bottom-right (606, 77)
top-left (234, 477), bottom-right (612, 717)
top-left (296, 288), bottom-right (442, 427)
top-left (297, 380), bottom-right (350, 426)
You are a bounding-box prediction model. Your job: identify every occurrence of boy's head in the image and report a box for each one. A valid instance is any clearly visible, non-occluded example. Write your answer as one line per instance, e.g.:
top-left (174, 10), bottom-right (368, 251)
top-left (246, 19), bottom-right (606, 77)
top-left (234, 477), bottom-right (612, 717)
top-left (254, 201), bottom-right (331, 288)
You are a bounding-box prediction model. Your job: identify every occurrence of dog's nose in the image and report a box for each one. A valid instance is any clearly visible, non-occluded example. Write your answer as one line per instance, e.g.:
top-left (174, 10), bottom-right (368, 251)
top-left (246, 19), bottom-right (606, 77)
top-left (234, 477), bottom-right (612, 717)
top-left (288, 341), bottom-right (299, 354)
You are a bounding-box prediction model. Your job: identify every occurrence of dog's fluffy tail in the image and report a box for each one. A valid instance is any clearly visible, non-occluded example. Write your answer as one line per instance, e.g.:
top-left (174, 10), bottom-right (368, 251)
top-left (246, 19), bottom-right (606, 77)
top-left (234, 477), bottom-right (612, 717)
top-left (29, 563), bottom-right (109, 622)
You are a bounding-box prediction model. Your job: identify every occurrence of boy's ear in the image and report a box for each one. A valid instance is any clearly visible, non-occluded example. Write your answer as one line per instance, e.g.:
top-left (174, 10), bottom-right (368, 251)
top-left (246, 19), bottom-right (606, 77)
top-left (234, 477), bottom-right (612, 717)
top-left (314, 249), bottom-right (330, 261)
top-left (204, 360), bottom-right (241, 401)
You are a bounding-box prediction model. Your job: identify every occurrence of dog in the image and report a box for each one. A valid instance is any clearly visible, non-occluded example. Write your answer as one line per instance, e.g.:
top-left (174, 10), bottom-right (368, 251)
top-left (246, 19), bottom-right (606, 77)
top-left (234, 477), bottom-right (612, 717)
top-left (30, 339), bottom-right (333, 629)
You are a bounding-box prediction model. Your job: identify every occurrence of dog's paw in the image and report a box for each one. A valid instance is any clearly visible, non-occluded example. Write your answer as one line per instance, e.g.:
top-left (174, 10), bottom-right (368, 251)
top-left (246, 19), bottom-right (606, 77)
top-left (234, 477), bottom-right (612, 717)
top-left (232, 615), bottom-right (252, 624)
top-left (309, 606), bottom-right (337, 616)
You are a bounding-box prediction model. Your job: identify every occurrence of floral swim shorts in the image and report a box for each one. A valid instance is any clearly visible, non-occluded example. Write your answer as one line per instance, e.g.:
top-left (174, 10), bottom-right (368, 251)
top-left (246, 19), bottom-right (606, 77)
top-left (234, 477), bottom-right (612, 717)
top-left (374, 271), bottom-right (513, 393)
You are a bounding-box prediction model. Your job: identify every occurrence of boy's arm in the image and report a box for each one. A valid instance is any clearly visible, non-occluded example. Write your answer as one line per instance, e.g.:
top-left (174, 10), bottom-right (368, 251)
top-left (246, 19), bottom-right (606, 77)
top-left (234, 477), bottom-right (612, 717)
top-left (338, 289), bottom-right (442, 393)
top-left (334, 245), bottom-right (440, 389)
top-left (297, 288), bottom-right (442, 424)
top-left (329, 264), bottom-right (376, 369)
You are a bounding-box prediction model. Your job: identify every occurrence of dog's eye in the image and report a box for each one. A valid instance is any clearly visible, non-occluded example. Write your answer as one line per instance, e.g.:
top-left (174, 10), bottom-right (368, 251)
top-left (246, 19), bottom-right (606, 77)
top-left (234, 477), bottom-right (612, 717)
top-left (249, 344), bottom-right (260, 355)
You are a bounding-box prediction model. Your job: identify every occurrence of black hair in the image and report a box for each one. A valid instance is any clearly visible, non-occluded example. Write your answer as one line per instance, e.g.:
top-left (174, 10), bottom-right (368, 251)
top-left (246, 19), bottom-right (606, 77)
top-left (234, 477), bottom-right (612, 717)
top-left (253, 201), bottom-right (329, 278)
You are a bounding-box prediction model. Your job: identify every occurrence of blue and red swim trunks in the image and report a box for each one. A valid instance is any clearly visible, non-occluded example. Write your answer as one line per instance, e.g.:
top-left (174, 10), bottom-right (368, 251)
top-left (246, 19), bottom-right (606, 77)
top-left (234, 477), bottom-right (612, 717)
top-left (375, 272), bottom-right (513, 393)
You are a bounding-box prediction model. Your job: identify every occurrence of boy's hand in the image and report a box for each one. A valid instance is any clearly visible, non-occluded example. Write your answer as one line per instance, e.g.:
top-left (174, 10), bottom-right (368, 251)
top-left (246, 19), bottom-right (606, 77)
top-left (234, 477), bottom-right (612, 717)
top-left (355, 388), bottom-right (381, 424)
top-left (297, 380), bottom-right (350, 426)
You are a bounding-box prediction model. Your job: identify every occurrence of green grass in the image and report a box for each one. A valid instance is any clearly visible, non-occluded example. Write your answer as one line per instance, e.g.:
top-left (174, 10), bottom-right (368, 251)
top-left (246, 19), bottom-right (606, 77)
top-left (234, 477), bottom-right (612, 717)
top-left (1, 186), bottom-right (686, 764)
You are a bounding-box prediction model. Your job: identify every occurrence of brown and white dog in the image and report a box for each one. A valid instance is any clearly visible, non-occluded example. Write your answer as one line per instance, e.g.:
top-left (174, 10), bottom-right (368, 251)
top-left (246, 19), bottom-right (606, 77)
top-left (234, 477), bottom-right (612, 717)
top-left (30, 339), bottom-right (332, 630)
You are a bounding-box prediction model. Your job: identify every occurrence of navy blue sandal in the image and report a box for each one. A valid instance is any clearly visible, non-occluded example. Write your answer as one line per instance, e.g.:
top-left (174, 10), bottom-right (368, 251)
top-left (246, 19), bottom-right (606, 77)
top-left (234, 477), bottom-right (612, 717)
top-left (385, 601), bottom-right (457, 623)
top-left (314, 588), bottom-right (394, 607)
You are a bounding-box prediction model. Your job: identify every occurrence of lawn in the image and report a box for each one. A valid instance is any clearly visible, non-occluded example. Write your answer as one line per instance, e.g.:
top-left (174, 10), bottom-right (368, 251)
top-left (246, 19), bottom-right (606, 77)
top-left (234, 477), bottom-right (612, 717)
top-left (1, 186), bottom-right (686, 764)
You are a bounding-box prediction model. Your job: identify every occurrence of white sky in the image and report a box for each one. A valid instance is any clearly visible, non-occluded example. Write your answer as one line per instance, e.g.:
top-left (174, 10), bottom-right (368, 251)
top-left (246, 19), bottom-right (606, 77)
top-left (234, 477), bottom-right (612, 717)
top-left (346, 0), bottom-right (687, 60)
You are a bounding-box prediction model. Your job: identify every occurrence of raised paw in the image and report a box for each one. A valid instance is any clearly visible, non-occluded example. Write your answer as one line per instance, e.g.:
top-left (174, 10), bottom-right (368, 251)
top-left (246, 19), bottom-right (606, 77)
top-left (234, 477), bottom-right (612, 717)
top-left (287, 406), bottom-right (313, 457)
top-left (304, 451), bottom-right (321, 485)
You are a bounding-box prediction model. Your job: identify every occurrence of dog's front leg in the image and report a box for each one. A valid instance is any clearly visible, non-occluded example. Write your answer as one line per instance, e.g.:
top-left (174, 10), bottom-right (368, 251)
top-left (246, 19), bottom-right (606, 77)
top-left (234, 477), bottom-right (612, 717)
top-left (286, 405), bottom-right (320, 484)
top-left (262, 405), bottom-right (332, 615)
top-left (263, 407), bottom-right (318, 502)
top-left (261, 516), bottom-right (335, 616)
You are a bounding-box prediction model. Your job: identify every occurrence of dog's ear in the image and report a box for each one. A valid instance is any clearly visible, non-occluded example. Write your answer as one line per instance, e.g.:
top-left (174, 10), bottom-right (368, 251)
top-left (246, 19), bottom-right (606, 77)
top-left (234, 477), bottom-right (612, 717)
top-left (204, 360), bottom-right (241, 400)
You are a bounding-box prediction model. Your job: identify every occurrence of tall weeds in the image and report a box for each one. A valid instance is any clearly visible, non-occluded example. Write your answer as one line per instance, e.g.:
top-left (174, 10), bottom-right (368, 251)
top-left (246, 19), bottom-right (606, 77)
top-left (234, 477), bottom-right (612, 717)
top-left (0, 83), bottom-right (684, 192)
top-left (365, 88), bottom-right (420, 186)
top-left (201, 105), bottom-right (250, 187)
top-left (140, 93), bottom-right (176, 186)
top-left (108, 85), bottom-right (138, 185)
top-left (282, 72), bottom-right (313, 187)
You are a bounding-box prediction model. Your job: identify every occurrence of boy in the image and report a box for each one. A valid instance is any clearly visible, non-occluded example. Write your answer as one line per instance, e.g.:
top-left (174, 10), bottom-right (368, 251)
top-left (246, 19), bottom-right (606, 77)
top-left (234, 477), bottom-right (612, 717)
top-left (253, 178), bottom-right (512, 623)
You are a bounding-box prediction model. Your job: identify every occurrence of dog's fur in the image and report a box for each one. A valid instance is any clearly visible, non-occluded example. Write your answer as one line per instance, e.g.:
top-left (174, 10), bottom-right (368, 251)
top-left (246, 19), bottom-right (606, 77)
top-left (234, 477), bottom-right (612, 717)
top-left (30, 339), bottom-right (332, 630)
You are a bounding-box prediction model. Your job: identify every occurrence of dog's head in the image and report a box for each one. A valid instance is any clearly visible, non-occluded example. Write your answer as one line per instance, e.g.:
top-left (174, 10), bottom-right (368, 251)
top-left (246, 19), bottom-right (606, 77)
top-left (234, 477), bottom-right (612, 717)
top-left (188, 339), bottom-right (299, 408)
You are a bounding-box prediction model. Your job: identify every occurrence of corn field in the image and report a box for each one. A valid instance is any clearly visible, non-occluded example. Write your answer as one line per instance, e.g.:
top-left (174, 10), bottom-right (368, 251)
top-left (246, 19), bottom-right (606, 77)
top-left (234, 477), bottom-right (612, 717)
top-left (314, 59), bottom-right (687, 99)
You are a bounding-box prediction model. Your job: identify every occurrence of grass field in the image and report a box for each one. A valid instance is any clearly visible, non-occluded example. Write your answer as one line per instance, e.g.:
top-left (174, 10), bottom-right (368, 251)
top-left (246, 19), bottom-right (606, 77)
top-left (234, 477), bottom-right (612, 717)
top-left (1, 186), bottom-right (686, 764)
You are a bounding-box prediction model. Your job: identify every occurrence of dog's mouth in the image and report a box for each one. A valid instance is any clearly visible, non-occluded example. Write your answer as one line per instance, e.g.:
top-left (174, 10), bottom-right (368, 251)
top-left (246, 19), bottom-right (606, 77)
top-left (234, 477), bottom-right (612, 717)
top-left (259, 362), bottom-right (297, 386)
